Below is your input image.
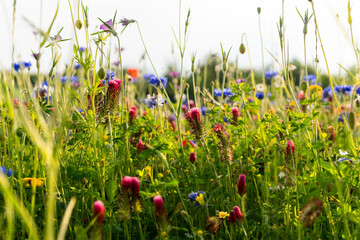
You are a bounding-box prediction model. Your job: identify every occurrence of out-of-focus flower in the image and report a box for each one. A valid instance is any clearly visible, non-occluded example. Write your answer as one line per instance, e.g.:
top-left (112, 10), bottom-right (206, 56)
top-left (256, 92), bottom-right (264, 100)
top-left (137, 139), bottom-right (147, 153)
top-left (339, 149), bottom-right (348, 156)
top-left (335, 85), bottom-right (353, 95)
top-left (255, 84), bottom-right (265, 92)
top-left (189, 152), bottom-right (197, 164)
top-left (154, 195), bottom-right (167, 219)
top-left (169, 71), bottom-right (179, 77)
top-left (286, 140), bottom-right (295, 156)
top-left (188, 100), bottom-right (195, 109)
top-left (105, 71), bottom-right (115, 80)
top-left (1, 166), bottom-right (13, 177)
top-left (50, 34), bottom-right (62, 41)
top-left (128, 68), bottom-right (138, 80)
top-left (300, 198), bottom-right (323, 227)
top-left (93, 200), bottom-right (105, 223)
top-left (201, 106), bottom-right (207, 116)
top-left (214, 89), bottom-right (222, 97)
top-left (206, 216), bottom-right (221, 235)
top-left (223, 88), bottom-right (233, 97)
top-left (23, 178), bottom-right (46, 187)
top-left (143, 73), bottom-right (155, 80)
top-left (265, 71), bottom-right (278, 79)
top-left (74, 63), bottom-right (81, 70)
top-left (236, 78), bottom-right (246, 84)
top-left (237, 174), bottom-right (246, 197)
top-left (13, 61), bottom-right (32, 72)
top-left (149, 76), bottom-right (167, 88)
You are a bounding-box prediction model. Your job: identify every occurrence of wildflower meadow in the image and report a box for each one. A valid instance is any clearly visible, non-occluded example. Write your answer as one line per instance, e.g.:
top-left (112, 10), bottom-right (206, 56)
top-left (2, 0), bottom-right (360, 239)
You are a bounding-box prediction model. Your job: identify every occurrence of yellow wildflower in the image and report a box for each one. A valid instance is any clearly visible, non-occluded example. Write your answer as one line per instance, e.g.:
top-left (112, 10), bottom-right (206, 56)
top-left (218, 211), bottom-right (229, 219)
top-left (23, 178), bottom-right (46, 187)
top-left (196, 193), bottom-right (206, 206)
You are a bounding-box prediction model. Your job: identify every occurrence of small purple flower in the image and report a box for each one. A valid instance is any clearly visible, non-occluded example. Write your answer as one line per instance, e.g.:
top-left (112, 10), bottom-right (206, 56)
top-left (120, 18), bottom-right (135, 27)
top-left (236, 78), bottom-right (245, 84)
top-left (79, 47), bottom-right (86, 52)
top-left (50, 35), bottom-right (62, 41)
top-left (32, 53), bottom-right (40, 61)
top-left (100, 19), bottom-right (113, 31)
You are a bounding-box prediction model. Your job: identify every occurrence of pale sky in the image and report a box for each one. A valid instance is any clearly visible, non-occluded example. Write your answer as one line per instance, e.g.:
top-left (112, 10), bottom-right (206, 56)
top-left (1, 0), bottom-right (360, 76)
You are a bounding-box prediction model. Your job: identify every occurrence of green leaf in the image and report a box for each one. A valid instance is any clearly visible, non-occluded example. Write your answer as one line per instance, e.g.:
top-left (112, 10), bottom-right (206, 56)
top-left (106, 180), bottom-right (118, 201)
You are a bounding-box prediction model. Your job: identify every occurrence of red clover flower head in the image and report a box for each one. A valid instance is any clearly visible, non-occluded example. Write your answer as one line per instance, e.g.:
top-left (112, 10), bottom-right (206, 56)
top-left (185, 108), bottom-right (204, 143)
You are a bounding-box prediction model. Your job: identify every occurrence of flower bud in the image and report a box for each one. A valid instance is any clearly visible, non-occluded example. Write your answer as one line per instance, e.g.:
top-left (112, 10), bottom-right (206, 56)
top-left (189, 152), bottom-right (197, 164)
top-left (239, 43), bottom-right (246, 54)
top-left (75, 19), bottom-right (83, 30)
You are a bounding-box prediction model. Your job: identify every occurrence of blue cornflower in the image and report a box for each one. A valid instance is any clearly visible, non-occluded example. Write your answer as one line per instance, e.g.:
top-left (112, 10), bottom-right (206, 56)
top-left (223, 117), bottom-right (228, 123)
top-left (149, 76), bottom-right (167, 88)
top-left (61, 76), bottom-right (67, 84)
top-left (265, 71), bottom-right (278, 79)
top-left (71, 76), bottom-right (79, 84)
top-left (223, 88), bottom-right (233, 97)
top-left (143, 73), bottom-right (156, 80)
top-left (188, 191), bottom-right (205, 206)
top-left (214, 89), bottom-right (222, 97)
top-left (335, 85), bottom-right (353, 95)
top-left (256, 92), bottom-right (264, 100)
top-left (201, 106), bottom-right (207, 116)
top-left (323, 87), bottom-right (332, 99)
top-left (105, 71), bottom-right (115, 80)
top-left (303, 74), bottom-right (316, 81)
top-left (13, 62), bottom-right (31, 72)
top-left (356, 87), bottom-right (360, 95)
top-left (23, 61), bottom-right (32, 68)
top-left (1, 166), bottom-right (13, 177)
top-left (14, 63), bottom-right (20, 72)
top-left (79, 47), bottom-right (86, 52)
